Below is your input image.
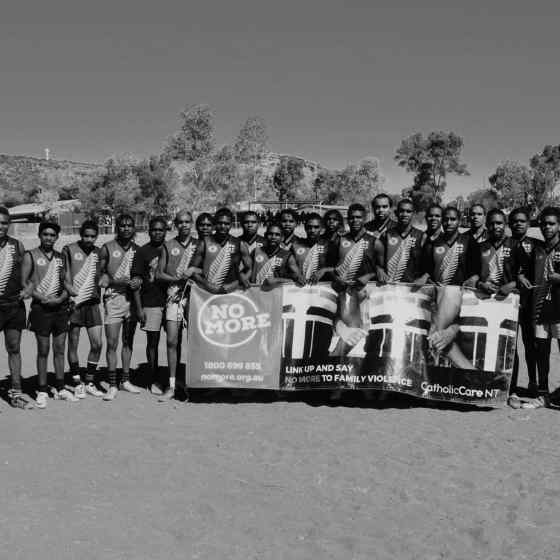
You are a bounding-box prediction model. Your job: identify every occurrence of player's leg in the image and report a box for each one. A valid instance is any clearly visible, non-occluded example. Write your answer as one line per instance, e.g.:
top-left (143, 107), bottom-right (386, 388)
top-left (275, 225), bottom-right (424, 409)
top-left (67, 324), bottom-right (83, 393)
top-left (534, 324), bottom-right (552, 403)
top-left (53, 329), bottom-right (77, 402)
top-left (104, 321), bottom-right (121, 400)
top-left (84, 325), bottom-right (104, 396)
top-left (161, 319), bottom-right (180, 401)
top-left (35, 333), bottom-right (51, 408)
top-left (520, 313), bottom-right (537, 396)
top-left (120, 317), bottom-right (139, 391)
top-left (4, 327), bottom-right (32, 409)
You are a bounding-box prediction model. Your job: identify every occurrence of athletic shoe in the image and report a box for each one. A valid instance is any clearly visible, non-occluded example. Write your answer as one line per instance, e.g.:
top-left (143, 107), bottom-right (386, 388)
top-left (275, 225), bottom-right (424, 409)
top-left (158, 388), bottom-right (175, 402)
top-left (54, 388), bottom-right (79, 402)
top-left (120, 380), bottom-right (141, 393)
top-left (85, 383), bottom-right (104, 397)
top-left (8, 390), bottom-right (34, 410)
top-left (150, 383), bottom-right (163, 395)
top-left (35, 391), bottom-right (48, 409)
top-left (103, 386), bottom-right (118, 401)
top-left (74, 383), bottom-right (86, 399)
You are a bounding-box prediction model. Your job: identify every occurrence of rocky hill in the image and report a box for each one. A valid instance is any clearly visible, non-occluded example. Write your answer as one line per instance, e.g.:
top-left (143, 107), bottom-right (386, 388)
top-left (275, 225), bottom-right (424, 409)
top-left (0, 154), bottom-right (103, 207)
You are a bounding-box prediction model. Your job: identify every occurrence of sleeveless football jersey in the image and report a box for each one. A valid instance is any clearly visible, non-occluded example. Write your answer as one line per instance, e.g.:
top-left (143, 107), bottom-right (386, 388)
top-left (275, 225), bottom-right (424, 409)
top-left (381, 226), bottom-right (424, 283)
top-left (102, 240), bottom-right (138, 294)
top-left (427, 233), bottom-right (480, 286)
top-left (333, 232), bottom-right (376, 283)
top-left (64, 242), bottom-right (101, 306)
top-left (28, 248), bottom-right (65, 302)
top-left (163, 236), bottom-right (198, 303)
top-left (239, 233), bottom-right (265, 254)
top-left (201, 235), bottom-right (241, 288)
top-left (251, 246), bottom-right (292, 285)
top-left (291, 239), bottom-right (328, 282)
top-left (0, 236), bottom-right (25, 305)
top-left (479, 237), bottom-right (520, 287)
top-left (530, 239), bottom-right (560, 324)
top-left (280, 232), bottom-right (305, 251)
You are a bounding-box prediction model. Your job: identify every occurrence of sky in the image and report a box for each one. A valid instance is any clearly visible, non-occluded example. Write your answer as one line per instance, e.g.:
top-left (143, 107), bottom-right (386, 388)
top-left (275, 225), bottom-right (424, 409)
top-left (1, 0), bottom-right (560, 200)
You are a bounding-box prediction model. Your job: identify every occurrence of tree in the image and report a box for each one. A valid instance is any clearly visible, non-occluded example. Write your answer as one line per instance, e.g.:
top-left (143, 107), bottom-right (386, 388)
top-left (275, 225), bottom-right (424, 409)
top-left (273, 156), bottom-right (305, 202)
top-left (164, 104), bottom-right (215, 161)
top-left (314, 158), bottom-right (384, 207)
top-left (80, 155), bottom-right (143, 217)
top-left (467, 188), bottom-right (498, 210)
top-left (395, 131), bottom-right (470, 201)
top-left (529, 145), bottom-right (560, 208)
top-left (233, 116), bottom-right (269, 163)
top-left (136, 155), bottom-right (174, 215)
top-left (488, 161), bottom-right (532, 210)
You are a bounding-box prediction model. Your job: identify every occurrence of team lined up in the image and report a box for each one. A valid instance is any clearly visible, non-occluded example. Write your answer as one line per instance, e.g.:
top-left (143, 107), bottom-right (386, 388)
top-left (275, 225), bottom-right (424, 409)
top-left (1, 194), bottom-right (559, 409)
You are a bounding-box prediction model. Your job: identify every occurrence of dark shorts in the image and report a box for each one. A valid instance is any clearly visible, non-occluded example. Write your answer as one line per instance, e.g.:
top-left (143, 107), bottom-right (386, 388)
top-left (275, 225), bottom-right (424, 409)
top-left (28, 305), bottom-right (69, 337)
top-left (69, 302), bottom-right (103, 328)
top-left (0, 302), bottom-right (26, 332)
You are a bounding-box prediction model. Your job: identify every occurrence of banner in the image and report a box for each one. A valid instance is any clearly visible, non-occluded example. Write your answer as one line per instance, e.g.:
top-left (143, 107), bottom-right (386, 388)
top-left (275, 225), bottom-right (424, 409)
top-left (187, 283), bottom-right (519, 406)
top-left (186, 286), bottom-right (283, 388)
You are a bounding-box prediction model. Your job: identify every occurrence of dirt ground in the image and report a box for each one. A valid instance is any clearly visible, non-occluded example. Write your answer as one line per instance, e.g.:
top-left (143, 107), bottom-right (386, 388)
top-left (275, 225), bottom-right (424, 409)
top-left (2, 231), bottom-right (560, 559)
top-left (1, 327), bottom-right (560, 560)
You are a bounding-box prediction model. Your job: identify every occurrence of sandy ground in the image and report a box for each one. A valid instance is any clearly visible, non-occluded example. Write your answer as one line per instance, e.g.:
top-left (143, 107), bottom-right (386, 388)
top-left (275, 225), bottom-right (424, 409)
top-left (2, 231), bottom-right (560, 559)
top-left (1, 324), bottom-right (560, 560)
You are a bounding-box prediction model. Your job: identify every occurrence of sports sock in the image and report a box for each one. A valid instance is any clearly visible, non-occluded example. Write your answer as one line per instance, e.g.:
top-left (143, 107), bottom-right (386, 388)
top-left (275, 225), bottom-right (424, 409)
top-left (85, 361), bottom-right (98, 384)
top-left (169, 377), bottom-right (176, 390)
top-left (108, 370), bottom-right (117, 387)
top-left (535, 338), bottom-right (551, 395)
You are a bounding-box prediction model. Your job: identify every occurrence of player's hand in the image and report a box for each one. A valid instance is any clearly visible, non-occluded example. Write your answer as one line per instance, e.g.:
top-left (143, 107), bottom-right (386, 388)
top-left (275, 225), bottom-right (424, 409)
top-left (518, 275), bottom-right (533, 290)
top-left (428, 329), bottom-right (453, 352)
top-left (477, 281), bottom-right (497, 294)
top-left (498, 284), bottom-right (516, 296)
top-left (98, 275), bottom-right (109, 289)
top-left (337, 323), bottom-right (367, 346)
top-left (137, 308), bottom-right (146, 326)
top-left (376, 270), bottom-right (389, 284)
top-left (129, 278), bottom-right (142, 290)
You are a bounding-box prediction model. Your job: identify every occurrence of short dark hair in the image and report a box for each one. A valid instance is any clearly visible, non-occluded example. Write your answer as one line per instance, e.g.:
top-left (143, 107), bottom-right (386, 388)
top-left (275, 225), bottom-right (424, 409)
top-left (116, 214), bottom-right (135, 227)
top-left (539, 206), bottom-right (560, 223)
top-left (305, 212), bottom-right (322, 224)
top-left (174, 210), bottom-right (192, 223)
top-left (508, 207), bottom-right (530, 225)
top-left (266, 221), bottom-right (282, 233)
top-left (149, 216), bottom-right (167, 230)
top-left (397, 198), bottom-right (414, 211)
top-left (470, 204), bottom-right (486, 215)
top-left (486, 208), bottom-right (505, 224)
top-left (79, 220), bottom-right (99, 236)
top-left (0, 206), bottom-right (10, 220)
top-left (323, 209), bottom-right (343, 224)
top-left (215, 207), bottom-right (233, 221)
top-left (347, 203), bottom-right (366, 216)
top-left (279, 208), bottom-right (299, 221)
top-left (426, 204), bottom-right (443, 215)
top-left (242, 211), bottom-right (259, 221)
top-left (443, 206), bottom-right (460, 218)
top-left (38, 221), bottom-right (61, 235)
top-left (372, 193), bottom-right (393, 208)
top-left (196, 212), bottom-right (214, 227)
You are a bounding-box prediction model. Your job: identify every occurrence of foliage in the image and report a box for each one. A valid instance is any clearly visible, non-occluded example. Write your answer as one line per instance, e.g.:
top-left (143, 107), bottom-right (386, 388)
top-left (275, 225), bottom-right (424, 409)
top-left (529, 145), bottom-right (560, 208)
top-left (466, 188), bottom-right (499, 210)
top-left (79, 155), bottom-right (144, 217)
top-left (488, 161), bottom-right (532, 209)
top-left (233, 116), bottom-right (269, 163)
top-left (395, 131), bottom-right (469, 201)
top-left (314, 158), bottom-right (384, 207)
top-left (136, 155), bottom-right (174, 215)
top-left (273, 156), bottom-right (305, 202)
top-left (163, 104), bottom-right (215, 162)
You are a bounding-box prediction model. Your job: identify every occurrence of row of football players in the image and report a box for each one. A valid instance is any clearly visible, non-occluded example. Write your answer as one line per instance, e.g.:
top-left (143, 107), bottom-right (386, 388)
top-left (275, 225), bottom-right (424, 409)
top-left (1, 195), bottom-right (558, 408)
